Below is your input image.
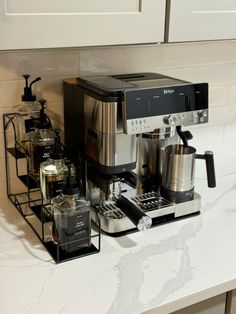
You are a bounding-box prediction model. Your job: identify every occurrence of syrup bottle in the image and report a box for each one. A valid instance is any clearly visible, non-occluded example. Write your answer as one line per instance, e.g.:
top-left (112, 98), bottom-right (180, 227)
top-left (40, 129), bottom-right (67, 205)
top-left (30, 99), bottom-right (54, 177)
top-left (14, 74), bottom-right (41, 152)
top-left (52, 164), bottom-right (91, 253)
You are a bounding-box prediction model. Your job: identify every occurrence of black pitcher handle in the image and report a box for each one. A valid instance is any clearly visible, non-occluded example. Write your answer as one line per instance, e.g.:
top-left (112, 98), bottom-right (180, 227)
top-left (195, 151), bottom-right (216, 188)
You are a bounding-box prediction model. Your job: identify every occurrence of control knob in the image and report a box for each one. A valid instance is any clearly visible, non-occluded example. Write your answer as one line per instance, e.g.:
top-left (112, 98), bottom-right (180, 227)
top-left (163, 115), bottom-right (177, 126)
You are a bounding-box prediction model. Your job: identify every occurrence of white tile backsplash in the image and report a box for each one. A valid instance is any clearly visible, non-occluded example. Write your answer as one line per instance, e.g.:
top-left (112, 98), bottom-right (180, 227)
top-left (0, 80), bottom-right (23, 108)
top-left (228, 83), bottom-right (236, 104)
top-left (209, 103), bottom-right (236, 126)
top-left (162, 41), bottom-right (233, 67)
top-left (209, 84), bottom-right (229, 107)
top-left (158, 66), bottom-right (198, 82)
top-left (190, 125), bottom-right (225, 148)
top-left (224, 122), bottom-right (236, 140)
top-left (38, 78), bottom-right (64, 102)
top-left (196, 63), bottom-right (236, 84)
top-left (80, 45), bottom-right (165, 75)
top-left (0, 50), bottom-right (79, 80)
top-left (1, 41), bottom-right (236, 195)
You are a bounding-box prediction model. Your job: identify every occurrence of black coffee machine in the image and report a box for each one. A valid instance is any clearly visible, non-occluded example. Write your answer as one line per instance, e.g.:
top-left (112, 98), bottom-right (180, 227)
top-left (63, 73), bottom-right (216, 235)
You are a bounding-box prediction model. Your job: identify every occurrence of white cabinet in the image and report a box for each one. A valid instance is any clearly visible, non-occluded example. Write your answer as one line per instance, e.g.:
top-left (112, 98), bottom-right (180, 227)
top-left (0, 0), bottom-right (166, 50)
top-left (171, 293), bottom-right (226, 314)
top-left (168, 0), bottom-right (236, 42)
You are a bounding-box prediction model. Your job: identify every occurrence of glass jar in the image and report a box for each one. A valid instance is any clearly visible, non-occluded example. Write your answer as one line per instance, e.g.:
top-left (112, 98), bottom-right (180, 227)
top-left (40, 159), bottom-right (67, 205)
top-left (52, 195), bottom-right (91, 253)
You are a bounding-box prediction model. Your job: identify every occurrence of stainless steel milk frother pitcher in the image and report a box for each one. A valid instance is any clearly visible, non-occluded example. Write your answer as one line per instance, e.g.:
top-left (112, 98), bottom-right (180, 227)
top-left (161, 144), bottom-right (216, 203)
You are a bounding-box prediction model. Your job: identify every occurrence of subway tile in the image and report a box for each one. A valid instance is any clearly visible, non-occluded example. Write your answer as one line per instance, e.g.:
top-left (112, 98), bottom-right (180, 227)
top-left (46, 101), bottom-right (64, 129)
top-left (163, 41), bottom-right (233, 68)
top-left (39, 78), bottom-right (64, 103)
top-left (79, 45), bottom-right (165, 75)
top-left (196, 63), bottom-right (234, 85)
top-left (0, 51), bottom-right (26, 80)
top-left (0, 50), bottom-right (78, 80)
top-left (0, 108), bottom-right (15, 133)
top-left (208, 103), bottom-right (236, 126)
top-left (230, 40), bottom-right (236, 62)
top-left (79, 41), bottom-right (233, 76)
top-left (209, 84), bottom-right (229, 107)
top-left (228, 83), bottom-right (236, 104)
top-left (223, 122), bottom-right (236, 141)
top-left (190, 124), bottom-right (224, 148)
top-left (0, 80), bottom-right (23, 108)
top-left (158, 66), bottom-right (197, 82)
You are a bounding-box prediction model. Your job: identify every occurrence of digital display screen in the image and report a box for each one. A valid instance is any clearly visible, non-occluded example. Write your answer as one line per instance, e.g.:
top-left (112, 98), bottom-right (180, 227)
top-left (124, 83), bottom-right (208, 119)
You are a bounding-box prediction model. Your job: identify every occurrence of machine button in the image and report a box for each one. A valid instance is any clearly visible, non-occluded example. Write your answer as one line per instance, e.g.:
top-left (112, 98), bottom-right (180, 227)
top-left (163, 115), bottom-right (177, 126)
top-left (139, 119), bottom-right (146, 125)
top-left (192, 112), bottom-right (198, 123)
top-left (131, 120), bottom-right (138, 126)
top-left (198, 110), bottom-right (208, 123)
top-left (202, 110), bottom-right (208, 118)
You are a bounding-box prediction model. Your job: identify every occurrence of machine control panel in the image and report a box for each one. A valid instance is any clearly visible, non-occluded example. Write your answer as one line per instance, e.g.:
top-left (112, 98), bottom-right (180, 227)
top-left (126, 110), bottom-right (208, 134)
top-left (123, 83), bottom-right (208, 135)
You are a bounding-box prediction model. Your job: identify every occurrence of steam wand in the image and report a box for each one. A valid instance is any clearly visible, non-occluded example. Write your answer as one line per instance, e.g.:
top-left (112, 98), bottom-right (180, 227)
top-left (176, 125), bottom-right (193, 147)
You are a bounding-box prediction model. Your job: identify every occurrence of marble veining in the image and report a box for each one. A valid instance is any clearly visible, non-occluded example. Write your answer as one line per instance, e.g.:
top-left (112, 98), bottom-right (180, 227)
top-left (1, 140), bottom-right (236, 314)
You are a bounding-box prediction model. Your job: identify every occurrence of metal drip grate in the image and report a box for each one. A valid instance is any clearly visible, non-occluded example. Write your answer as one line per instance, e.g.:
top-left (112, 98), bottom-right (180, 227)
top-left (130, 78), bottom-right (187, 89)
top-left (131, 192), bottom-right (171, 212)
top-left (96, 192), bottom-right (172, 219)
top-left (96, 202), bottom-right (125, 219)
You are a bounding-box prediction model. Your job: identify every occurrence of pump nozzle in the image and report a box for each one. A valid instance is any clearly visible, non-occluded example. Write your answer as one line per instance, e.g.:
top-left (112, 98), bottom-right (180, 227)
top-left (30, 76), bottom-right (41, 88)
top-left (22, 74), bottom-right (41, 102)
top-left (35, 99), bottom-right (51, 129)
top-left (23, 74), bottom-right (30, 87)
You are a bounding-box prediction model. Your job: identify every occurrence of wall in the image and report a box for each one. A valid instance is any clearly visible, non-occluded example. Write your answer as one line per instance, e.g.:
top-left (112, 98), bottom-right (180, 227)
top-left (1, 40), bottom-right (236, 196)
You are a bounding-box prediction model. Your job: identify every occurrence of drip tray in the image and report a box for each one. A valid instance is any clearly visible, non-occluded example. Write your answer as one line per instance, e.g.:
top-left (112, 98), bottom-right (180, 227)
top-left (91, 191), bottom-right (201, 235)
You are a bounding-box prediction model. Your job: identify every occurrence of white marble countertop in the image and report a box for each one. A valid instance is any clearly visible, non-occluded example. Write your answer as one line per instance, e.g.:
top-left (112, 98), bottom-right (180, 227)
top-left (1, 139), bottom-right (236, 314)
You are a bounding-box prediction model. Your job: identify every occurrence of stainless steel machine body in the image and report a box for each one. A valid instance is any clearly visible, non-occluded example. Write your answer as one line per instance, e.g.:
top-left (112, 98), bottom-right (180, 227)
top-left (63, 73), bottom-right (209, 235)
top-left (84, 94), bottom-right (137, 169)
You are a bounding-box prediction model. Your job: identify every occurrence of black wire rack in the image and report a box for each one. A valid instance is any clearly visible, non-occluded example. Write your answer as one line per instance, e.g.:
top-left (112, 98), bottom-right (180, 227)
top-left (3, 113), bottom-right (101, 263)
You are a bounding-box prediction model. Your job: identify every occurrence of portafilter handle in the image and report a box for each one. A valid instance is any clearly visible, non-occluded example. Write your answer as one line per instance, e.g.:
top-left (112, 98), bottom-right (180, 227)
top-left (116, 196), bottom-right (152, 231)
top-left (195, 151), bottom-right (216, 188)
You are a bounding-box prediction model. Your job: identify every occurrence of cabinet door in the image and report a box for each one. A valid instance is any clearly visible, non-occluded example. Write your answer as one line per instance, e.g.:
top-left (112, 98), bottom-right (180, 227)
top-left (168, 0), bottom-right (236, 42)
top-left (0, 0), bottom-right (165, 50)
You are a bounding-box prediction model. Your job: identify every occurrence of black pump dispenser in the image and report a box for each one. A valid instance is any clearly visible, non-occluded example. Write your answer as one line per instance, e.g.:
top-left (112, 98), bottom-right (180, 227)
top-left (22, 74), bottom-right (41, 102)
top-left (62, 164), bottom-right (80, 195)
top-left (51, 129), bottom-right (64, 160)
top-left (36, 99), bottom-right (51, 129)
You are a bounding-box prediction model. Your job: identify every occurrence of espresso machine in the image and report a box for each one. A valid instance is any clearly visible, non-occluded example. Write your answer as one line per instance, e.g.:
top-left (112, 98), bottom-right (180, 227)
top-left (63, 72), bottom-right (216, 235)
